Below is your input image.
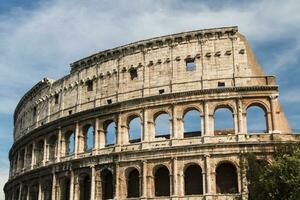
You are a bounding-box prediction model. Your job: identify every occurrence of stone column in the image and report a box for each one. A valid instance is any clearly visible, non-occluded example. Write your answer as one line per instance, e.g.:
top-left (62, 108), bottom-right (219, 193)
top-left (26, 185), bottom-right (30, 200)
top-left (70, 170), bottom-right (74, 200)
top-left (52, 173), bottom-right (57, 200)
top-left (23, 146), bottom-right (28, 170)
top-left (93, 118), bottom-right (99, 154)
top-left (270, 95), bottom-right (279, 133)
top-left (204, 101), bottom-right (210, 136)
top-left (237, 99), bottom-right (244, 134)
top-left (171, 105), bottom-right (178, 139)
top-left (142, 161), bottom-right (147, 198)
top-left (204, 154), bottom-right (212, 195)
top-left (172, 158), bottom-right (178, 197)
top-left (114, 163), bottom-right (120, 199)
top-left (90, 165), bottom-right (96, 200)
top-left (43, 137), bottom-right (47, 166)
top-left (57, 127), bottom-right (62, 162)
top-left (76, 72), bottom-right (82, 113)
top-left (116, 115), bottom-right (123, 146)
top-left (31, 142), bottom-right (36, 169)
top-left (99, 128), bottom-right (105, 148)
top-left (142, 108), bottom-right (149, 142)
top-left (38, 181), bottom-right (42, 200)
top-left (18, 183), bottom-right (22, 200)
top-left (74, 121), bottom-right (79, 158)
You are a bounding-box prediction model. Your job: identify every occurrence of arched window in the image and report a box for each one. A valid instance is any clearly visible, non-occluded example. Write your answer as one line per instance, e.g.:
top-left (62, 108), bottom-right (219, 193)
top-left (154, 113), bottom-right (170, 139)
top-left (101, 169), bottom-right (114, 200)
top-left (84, 125), bottom-right (94, 151)
top-left (66, 131), bottom-right (75, 156)
top-left (43, 180), bottom-right (52, 200)
top-left (154, 166), bottom-right (170, 197)
top-left (216, 162), bottom-right (238, 194)
top-left (60, 177), bottom-right (70, 200)
top-left (79, 174), bottom-right (91, 200)
top-left (184, 164), bottom-right (203, 195)
top-left (105, 121), bottom-right (116, 146)
top-left (214, 107), bottom-right (234, 135)
top-left (19, 149), bottom-right (25, 169)
top-left (127, 168), bottom-right (140, 198)
top-left (247, 105), bottom-right (267, 133)
top-left (183, 109), bottom-right (201, 137)
top-left (35, 140), bottom-right (44, 165)
top-left (48, 135), bottom-right (57, 161)
top-left (128, 117), bottom-right (142, 143)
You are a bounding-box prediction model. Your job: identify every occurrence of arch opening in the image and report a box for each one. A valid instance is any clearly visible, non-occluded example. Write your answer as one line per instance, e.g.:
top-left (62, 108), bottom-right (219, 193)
top-left (247, 105), bottom-right (268, 133)
top-left (216, 162), bottom-right (238, 194)
top-left (79, 174), bottom-right (91, 200)
top-left (183, 109), bottom-right (201, 138)
top-left (154, 166), bottom-right (170, 197)
top-left (60, 177), bottom-right (70, 200)
top-left (154, 113), bottom-right (170, 139)
top-left (184, 164), bottom-right (203, 195)
top-left (48, 135), bottom-right (57, 161)
top-left (214, 107), bottom-right (235, 135)
top-left (128, 117), bottom-right (142, 143)
top-left (127, 168), bottom-right (140, 198)
top-left (105, 121), bottom-right (116, 146)
top-left (35, 140), bottom-right (44, 165)
top-left (101, 170), bottom-right (114, 200)
top-left (84, 125), bottom-right (94, 151)
top-left (66, 131), bottom-right (75, 156)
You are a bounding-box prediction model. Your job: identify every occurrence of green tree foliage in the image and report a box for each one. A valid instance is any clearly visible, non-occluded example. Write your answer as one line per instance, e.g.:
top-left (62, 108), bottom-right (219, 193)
top-left (247, 145), bottom-right (300, 200)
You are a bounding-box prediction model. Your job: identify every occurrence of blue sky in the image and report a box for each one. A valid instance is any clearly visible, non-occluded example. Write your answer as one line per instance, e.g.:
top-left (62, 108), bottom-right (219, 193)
top-left (1, 0), bottom-right (300, 198)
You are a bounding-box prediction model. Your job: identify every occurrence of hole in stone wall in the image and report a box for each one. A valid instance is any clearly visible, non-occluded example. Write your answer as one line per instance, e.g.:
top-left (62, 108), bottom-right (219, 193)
top-left (87, 80), bottom-right (93, 91)
top-left (216, 163), bottom-right (238, 194)
top-left (154, 166), bottom-right (170, 196)
top-left (159, 89), bottom-right (165, 94)
top-left (54, 94), bottom-right (59, 104)
top-left (127, 168), bottom-right (140, 198)
top-left (184, 164), bottom-right (203, 195)
top-left (186, 58), bottom-right (196, 71)
top-left (129, 68), bottom-right (138, 80)
top-left (218, 82), bottom-right (225, 87)
top-left (107, 99), bottom-right (112, 104)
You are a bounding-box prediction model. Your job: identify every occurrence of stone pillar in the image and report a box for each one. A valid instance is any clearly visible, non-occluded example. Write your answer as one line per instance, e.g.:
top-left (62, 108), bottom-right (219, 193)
top-left (142, 161), bottom-right (147, 198)
top-left (116, 115), bottom-right (123, 146)
top-left (38, 181), bottom-right (42, 200)
top-left (204, 154), bottom-right (212, 195)
top-left (23, 146), bottom-right (28, 170)
top-left (57, 127), bottom-right (62, 162)
top-left (76, 72), bottom-right (81, 113)
top-left (172, 158), bottom-right (178, 197)
top-left (93, 118), bottom-right (99, 154)
top-left (171, 105), bottom-right (178, 139)
top-left (270, 95), bottom-right (280, 133)
top-left (142, 109), bottom-right (149, 142)
top-left (70, 170), bottom-right (74, 200)
top-left (18, 183), bottom-right (22, 200)
top-left (115, 163), bottom-right (120, 199)
top-left (43, 137), bottom-right (47, 166)
top-left (31, 142), bottom-right (36, 169)
top-left (204, 101), bottom-right (210, 136)
top-left (99, 128), bottom-right (105, 148)
top-left (90, 165), bottom-right (95, 200)
top-left (74, 121), bottom-right (79, 158)
top-left (237, 99), bottom-right (244, 134)
top-left (51, 173), bottom-right (57, 200)
top-left (26, 185), bottom-right (30, 200)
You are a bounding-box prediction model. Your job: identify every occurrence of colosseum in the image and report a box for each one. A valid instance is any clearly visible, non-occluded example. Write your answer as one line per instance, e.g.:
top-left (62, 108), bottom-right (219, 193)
top-left (4, 26), bottom-right (300, 200)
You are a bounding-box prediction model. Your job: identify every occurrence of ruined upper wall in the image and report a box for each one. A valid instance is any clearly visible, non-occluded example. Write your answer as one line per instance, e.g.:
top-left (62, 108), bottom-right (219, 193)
top-left (13, 26), bottom-right (279, 141)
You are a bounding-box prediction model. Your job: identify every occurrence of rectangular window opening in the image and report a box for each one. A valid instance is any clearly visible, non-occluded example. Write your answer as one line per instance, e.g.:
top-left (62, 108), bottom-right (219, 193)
top-left (218, 82), bottom-right (225, 87)
top-left (68, 110), bottom-right (72, 115)
top-left (54, 94), bottom-right (59, 104)
top-left (107, 99), bottom-right (112, 104)
top-left (186, 58), bottom-right (196, 71)
top-left (87, 80), bottom-right (93, 91)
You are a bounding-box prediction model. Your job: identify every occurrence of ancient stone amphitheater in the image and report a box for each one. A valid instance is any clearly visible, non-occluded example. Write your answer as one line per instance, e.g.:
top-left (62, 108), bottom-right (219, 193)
top-left (4, 26), bottom-right (300, 200)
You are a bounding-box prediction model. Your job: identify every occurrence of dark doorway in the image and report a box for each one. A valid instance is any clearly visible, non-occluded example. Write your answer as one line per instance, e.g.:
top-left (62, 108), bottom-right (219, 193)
top-left (60, 178), bottom-right (70, 200)
top-left (127, 169), bottom-right (140, 198)
top-left (102, 170), bottom-right (114, 199)
top-left (184, 164), bottom-right (203, 195)
top-left (216, 163), bottom-right (238, 194)
top-left (80, 174), bottom-right (91, 200)
top-left (154, 166), bottom-right (170, 196)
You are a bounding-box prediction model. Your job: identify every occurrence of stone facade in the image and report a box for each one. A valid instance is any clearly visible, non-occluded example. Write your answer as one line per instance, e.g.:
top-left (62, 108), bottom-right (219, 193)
top-left (4, 26), bottom-right (300, 200)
